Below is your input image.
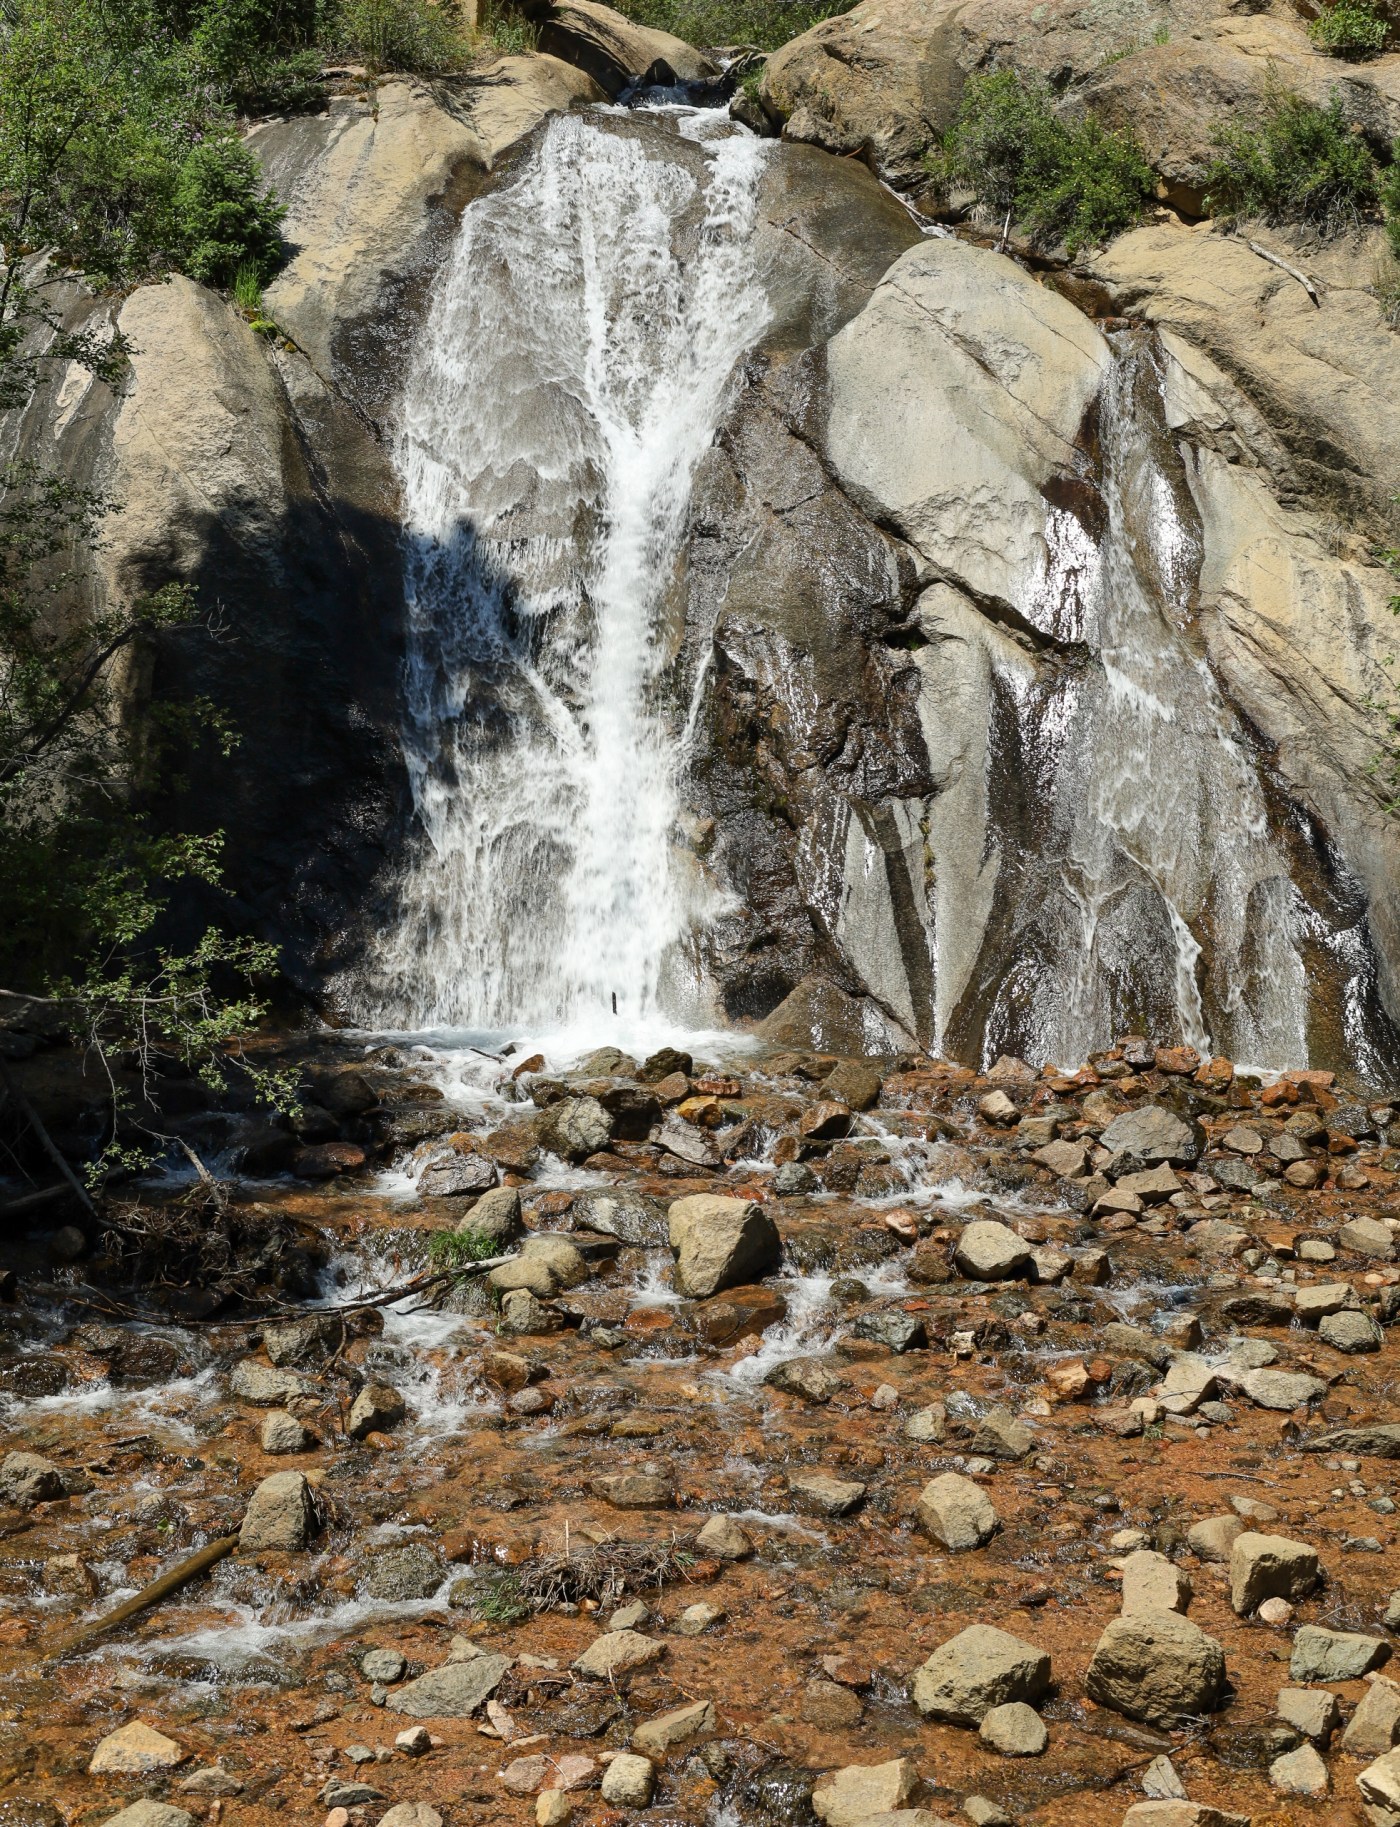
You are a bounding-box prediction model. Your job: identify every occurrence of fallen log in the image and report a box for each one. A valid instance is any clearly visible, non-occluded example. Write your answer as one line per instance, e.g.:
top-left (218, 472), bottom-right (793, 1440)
top-left (45, 1531), bottom-right (240, 1659)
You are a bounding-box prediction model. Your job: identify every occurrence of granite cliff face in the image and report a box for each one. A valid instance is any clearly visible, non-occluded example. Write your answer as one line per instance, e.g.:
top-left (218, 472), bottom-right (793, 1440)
top-left (7, 0), bottom-right (1400, 1069)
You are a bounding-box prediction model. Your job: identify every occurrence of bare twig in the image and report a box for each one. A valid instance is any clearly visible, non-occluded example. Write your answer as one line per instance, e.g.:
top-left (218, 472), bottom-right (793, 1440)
top-left (1245, 239), bottom-right (1321, 306)
top-left (0, 1060), bottom-right (96, 1219)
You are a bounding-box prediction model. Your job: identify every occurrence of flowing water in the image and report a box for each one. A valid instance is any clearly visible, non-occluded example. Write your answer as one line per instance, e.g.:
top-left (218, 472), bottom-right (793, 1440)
top-left (366, 111), bottom-right (1387, 1074)
top-left (966, 339), bottom-right (1361, 1071)
top-left (370, 111), bottom-right (772, 1045)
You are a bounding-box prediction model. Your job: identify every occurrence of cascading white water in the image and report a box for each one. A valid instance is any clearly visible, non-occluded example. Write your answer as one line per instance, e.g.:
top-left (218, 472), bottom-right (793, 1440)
top-left (988, 338), bottom-right (1310, 1068)
top-left (369, 112), bottom-right (772, 1039)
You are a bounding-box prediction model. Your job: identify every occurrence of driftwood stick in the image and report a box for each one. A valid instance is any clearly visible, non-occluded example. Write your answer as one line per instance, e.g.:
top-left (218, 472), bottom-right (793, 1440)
top-left (0, 1183), bottom-right (75, 1218)
top-left (46, 1531), bottom-right (241, 1659)
top-left (0, 1061), bottom-right (97, 1221)
top-left (1245, 238), bottom-right (1321, 307)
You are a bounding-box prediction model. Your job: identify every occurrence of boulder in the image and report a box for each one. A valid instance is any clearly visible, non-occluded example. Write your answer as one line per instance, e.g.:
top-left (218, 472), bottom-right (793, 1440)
top-left (347, 1382), bottom-right (406, 1440)
top-left (823, 1061), bottom-right (883, 1110)
top-left (1120, 1809), bottom-right (1247, 1827)
top-left (1344, 1674), bottom-right (1400, 1756)
top-left (915, 1473), bottom-right (999, 1552)
top-left (1320, 1309), bottom-right (1384, 1354)
top-left (1099, 1105), bottom-right (1205, 1166)
top-left (601, 1753), bottom-right (654, 1806)
top-left (668, 1195), bottom-right (780, 1298)
top-left (1340, 1216), bottom-right (1397, 1258)
top-left (765, 1356), bottom-right (845, 1404)
top-left (1290, 1625), bottom-right (1388, 1682)
top-left (539, 1096), bottom-right (613, 1161)
top-left (0, 1451), bottom-right (64, 1508)
top-left (1358, 1747), bottom-right (1400, 1813)
top-left (529, 0), bottom-right (715, 99)
top-left (953, 1221), bottom-right (1031, 1281)
top-left (89, 1723), bottom-right (187, 1774)
top-left (570, 1187), bottom-right (668, 1246)
top-left (968, 1408), bottom-right (1034, 1461)
top-left (1304, 1425), bottom-right (1400, 1459)
top-left (458, 1184), bottom-right (524, 1246)
top-left (230, 1360), bottom-right (314, 1406)
top-left (386, 1654), bottom-right (510, 1717)
top-left (1120, 1551), bottom-right (1191, 1616)
top-left (912, 1625), bottom-right (1051, 1724)
top-left (239, 1471), bottom-right (319, 1552)
top-left (1085, 1612), bottom-right (1227, 1726)
top-left (1269, 1743), bottom-right (1328, 1796)
top-left (1234, 1368), bottom-right (1326, 1412)
top-left (1277, 1686), bottom-right (1340, 1744)
top-left (261, 1409), bottom-right (317, 1455)
top-left (1230, 1533), bottom-right (1321, 1616)
top-left (790, 1469), bottom-right (866, 1516)
top-left (363, 1545), bottom-right (443, 1602)
top-left (812, 1757), bottom-right (919, 1827)
top-left (572, 1629), bottom-right (665, 1680)
top-left (631, 1698), bottom-right (714, 1755)
top-left (978, 1701), bottom-right (1047, 1756)
top-left (695, 1514), bottom-right (753, 1561)
top-left (99, 1808), bottom-right (197, 1827)
top-left (418, 1153), bottom-right (495, 1198)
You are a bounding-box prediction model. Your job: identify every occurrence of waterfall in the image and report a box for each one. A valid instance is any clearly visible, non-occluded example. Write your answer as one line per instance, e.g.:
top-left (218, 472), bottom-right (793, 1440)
top-left (974, 338), bottom-right (1313, 1069)
top-left (368, 113), bottom-right (772, 1040)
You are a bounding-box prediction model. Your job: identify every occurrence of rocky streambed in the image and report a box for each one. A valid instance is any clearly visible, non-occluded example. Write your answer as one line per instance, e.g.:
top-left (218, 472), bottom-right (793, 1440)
top-left (6, 1035), bottom-right (1400, 1827)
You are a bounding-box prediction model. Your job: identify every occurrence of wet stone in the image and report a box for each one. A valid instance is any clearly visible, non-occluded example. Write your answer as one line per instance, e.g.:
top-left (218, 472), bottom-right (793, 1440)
top-left (789, 1469), bottom-right (866, 1516)
top-left (912, 1625), bottom-right (1051, 1725)
top-left (1320, 1308), bottom-right (1384, 1353)
top-left (362, 1544), bottom-right (443, 1602)
top-left (0, 1451), bottom-right (63, 1508)
top-left (916, 1472), bottom-right (999, 1551)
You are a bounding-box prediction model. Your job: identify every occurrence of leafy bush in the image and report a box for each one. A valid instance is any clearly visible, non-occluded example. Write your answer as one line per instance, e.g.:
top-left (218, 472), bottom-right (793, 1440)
top-left (1309, 0), bottom-right (1390, 58)
top-left (330, 0), bottom-right (468, 71)
top-left (473, 1), bottom-right (539, 55)
top-left (191, 0), bottom-right (327, 109)
top-left (175, 138), bottom-right (286, 286)
top-left (1204, 89), bottom-right (1377, 235)
top-left (934, 69), bottom-right (1154, 256)
top-left (427, 1226), bottom-right (500, 1267)
top-left (1382, 142), bottom-right (1400, 257)
top-left (614, 0), bottom-right (857, 53)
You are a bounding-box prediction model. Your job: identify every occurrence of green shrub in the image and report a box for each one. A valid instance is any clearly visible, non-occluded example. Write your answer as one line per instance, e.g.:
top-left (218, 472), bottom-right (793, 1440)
top-left (934, 69), bottom-right (1154, 256)
top-left (473, 1), bottom-right (538, 54)
top-left (427, 1226), bottom-right (500, 1267)
top-left (1309, 0), bottom-right (1389, 58)
top-left (1382, 139), bottom-right (1400, 257)
top-left (1204, 89), bottom-right (1377, 235)
top-left (191, 0), bottom-right (327, 109)
top-left (613, 0), bottom-right (857, 53)
top-left (175, 138), bottom-right (285, 286)
top-left (331, 0), bottom-right (468, 71)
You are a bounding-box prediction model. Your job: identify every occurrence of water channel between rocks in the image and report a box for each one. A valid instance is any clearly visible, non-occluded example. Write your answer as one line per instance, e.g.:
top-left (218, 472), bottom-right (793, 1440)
top-left (8, 92), bottom-right (1400, 1827)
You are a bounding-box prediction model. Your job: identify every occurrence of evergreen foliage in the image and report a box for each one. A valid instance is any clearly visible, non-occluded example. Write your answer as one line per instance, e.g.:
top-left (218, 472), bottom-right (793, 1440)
top-left (933, 69), bottom-right (1154, 256)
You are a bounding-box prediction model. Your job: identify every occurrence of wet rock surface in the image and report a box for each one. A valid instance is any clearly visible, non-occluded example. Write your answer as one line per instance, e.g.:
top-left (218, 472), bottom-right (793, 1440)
top-left (6, 1034), bottom-right (1400, 1826)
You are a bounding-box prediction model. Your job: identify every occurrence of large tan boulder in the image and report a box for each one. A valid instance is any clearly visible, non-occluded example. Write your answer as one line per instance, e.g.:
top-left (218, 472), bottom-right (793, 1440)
top-left (1092, 222), bottom-right (1400, 535)
top-left (822, 237), bottom-right (1109, 612)
top-left (527, 0), bottom-right (715, 97)
top-left (760, 0), bottom-right (1400, 199)
top-left (668, 1196), bottom-right (781, 1297)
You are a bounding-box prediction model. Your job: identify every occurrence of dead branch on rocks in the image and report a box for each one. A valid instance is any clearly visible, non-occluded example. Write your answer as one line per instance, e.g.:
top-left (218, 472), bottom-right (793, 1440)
top-left (44, 1530), bottom-right (240, 1660)
top-left (512, 1532), bottom-right (699, 1613)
